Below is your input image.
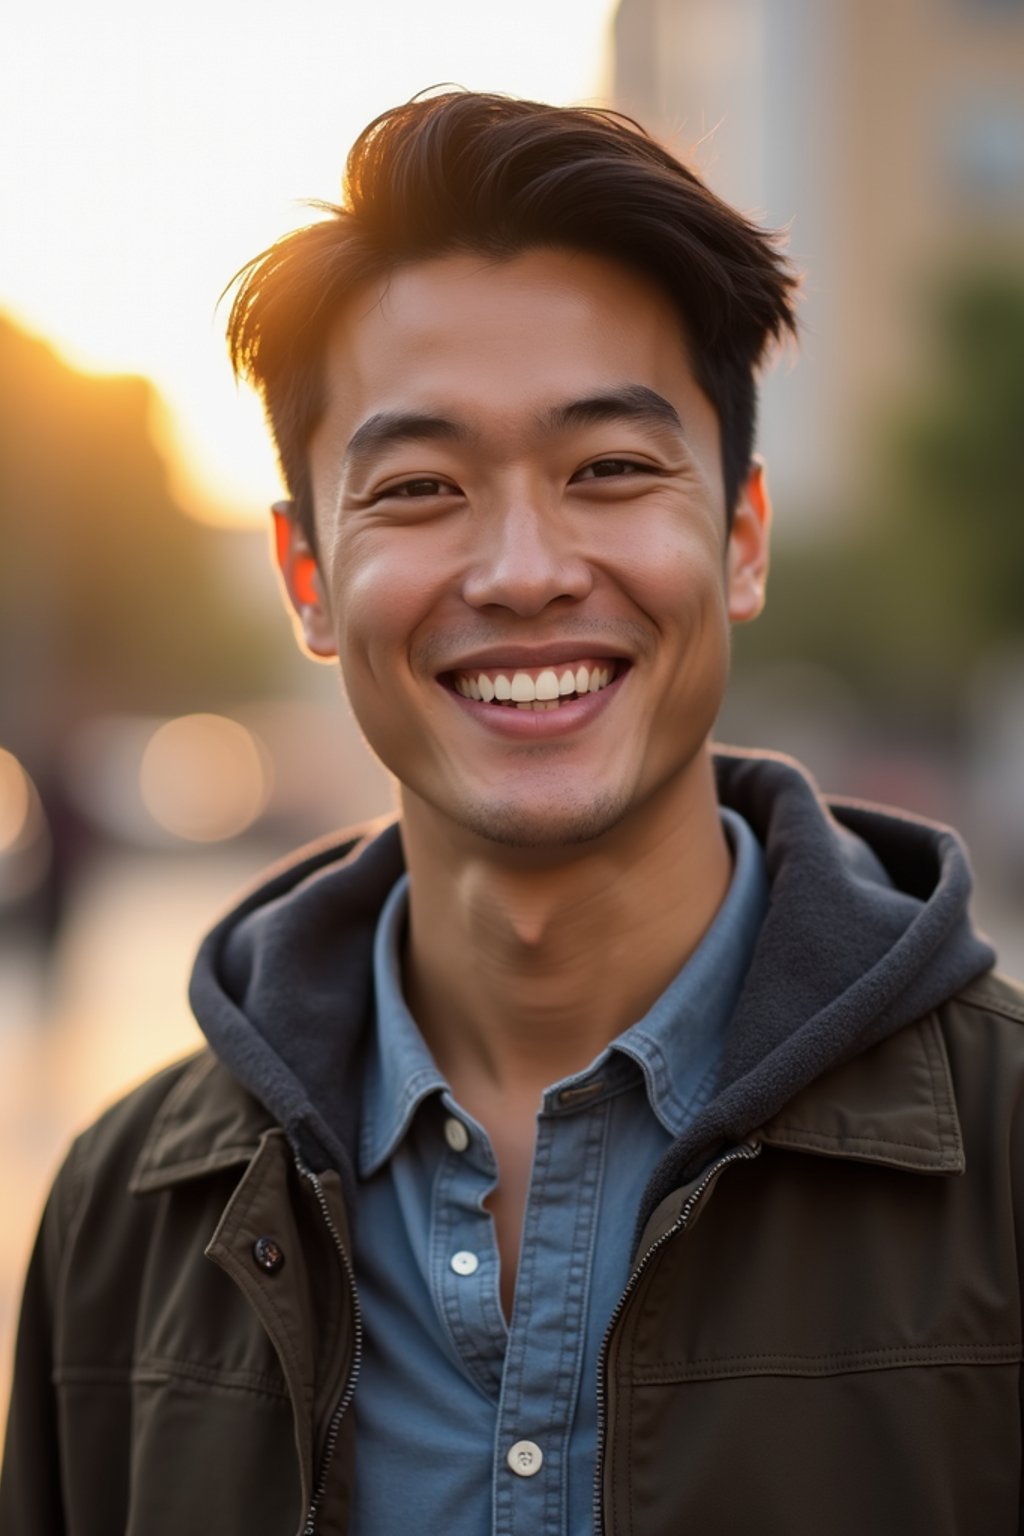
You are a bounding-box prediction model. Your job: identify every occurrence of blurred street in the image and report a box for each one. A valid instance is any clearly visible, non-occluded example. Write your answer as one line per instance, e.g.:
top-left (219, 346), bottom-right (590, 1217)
top-left (0, 842), bottom-right (286, 1425)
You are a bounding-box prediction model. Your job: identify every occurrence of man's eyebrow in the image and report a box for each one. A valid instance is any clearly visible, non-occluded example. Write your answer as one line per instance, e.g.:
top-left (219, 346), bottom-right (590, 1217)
top-left (343, 387), bottom-right (685, 473)
top-left (344, 411), bottom-right (475, 472)
top-left (542, 385), bottom-right (685, 437)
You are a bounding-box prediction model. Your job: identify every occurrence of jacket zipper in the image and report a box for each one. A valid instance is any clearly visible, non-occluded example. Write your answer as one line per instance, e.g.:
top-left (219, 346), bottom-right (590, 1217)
top-left (295, 1158), bottom-right (364, 1536)
top-left (591, 1141), bottom-right (762, 1536)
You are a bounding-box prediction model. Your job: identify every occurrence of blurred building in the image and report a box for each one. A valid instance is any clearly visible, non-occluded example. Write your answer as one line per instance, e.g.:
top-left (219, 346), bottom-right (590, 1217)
top-left (610, 0), bottom-right (1024, 522)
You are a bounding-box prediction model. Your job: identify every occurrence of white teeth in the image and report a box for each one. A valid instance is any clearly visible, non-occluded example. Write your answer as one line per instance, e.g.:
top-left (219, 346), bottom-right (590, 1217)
top-left (536, 669), bottom-right (559, 701)
top-left (454, 662), bottom-right (617, 705)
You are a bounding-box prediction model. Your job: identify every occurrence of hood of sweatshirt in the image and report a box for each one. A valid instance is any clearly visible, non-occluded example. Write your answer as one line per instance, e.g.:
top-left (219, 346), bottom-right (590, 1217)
top-left (189, 750), bottom-right (995, 1224)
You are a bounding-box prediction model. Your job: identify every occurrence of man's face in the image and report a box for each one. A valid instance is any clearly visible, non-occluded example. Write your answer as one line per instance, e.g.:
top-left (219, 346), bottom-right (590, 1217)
top-left (286, 247), bottom-right (768, 850)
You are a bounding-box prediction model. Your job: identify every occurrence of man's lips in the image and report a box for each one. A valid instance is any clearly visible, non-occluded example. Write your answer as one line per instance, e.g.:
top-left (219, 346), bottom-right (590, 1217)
top-left (436, 640), bottom-right (628, 671)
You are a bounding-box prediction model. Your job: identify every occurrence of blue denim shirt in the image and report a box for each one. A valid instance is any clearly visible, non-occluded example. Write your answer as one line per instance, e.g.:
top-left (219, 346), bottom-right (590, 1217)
top-left (350, 808), bottom-right (767, 1535)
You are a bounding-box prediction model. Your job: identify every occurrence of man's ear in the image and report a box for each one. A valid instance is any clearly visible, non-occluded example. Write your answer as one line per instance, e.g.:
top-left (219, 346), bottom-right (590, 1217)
top-left (726, 460), bottom-right (771, 624)
top-left (271, 500), bottom-right (337, 659)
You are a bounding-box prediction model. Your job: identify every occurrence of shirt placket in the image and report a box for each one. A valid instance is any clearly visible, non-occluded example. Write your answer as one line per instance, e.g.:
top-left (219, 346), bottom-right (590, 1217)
top-left (492, 1097), bottom-right (610, 1536)
top-left (431, 1116), bottom-right (507, 1400)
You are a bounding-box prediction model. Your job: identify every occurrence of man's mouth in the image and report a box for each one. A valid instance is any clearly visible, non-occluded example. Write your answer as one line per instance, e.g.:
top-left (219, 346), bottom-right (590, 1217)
top-left (446, 660), bottom-right (621, 711)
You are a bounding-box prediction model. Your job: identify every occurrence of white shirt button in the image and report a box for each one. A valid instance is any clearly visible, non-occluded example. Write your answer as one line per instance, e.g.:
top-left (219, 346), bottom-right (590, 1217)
top-left (444, 1116), bottom-right (470, 1152)
top-left (507, 1440), bottom-right (543, 1477)
top-left (450, 1250), bottom-right (479, 1276)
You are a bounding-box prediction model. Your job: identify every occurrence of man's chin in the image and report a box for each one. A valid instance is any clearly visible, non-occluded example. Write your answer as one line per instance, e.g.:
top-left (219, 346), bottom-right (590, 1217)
top-left (454, 790), bottom-right (634, 851)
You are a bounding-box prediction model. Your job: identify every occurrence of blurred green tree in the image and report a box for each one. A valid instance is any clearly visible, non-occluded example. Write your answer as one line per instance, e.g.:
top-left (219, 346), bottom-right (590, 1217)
top-left (735, 266), bottom-right (1024, 733)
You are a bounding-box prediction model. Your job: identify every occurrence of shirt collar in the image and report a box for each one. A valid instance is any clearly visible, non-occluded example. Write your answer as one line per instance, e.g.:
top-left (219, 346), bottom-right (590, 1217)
top-left (363, 807), bottom-right (768, 1171)
top-left (361, 872), bottom-right (445, 1176)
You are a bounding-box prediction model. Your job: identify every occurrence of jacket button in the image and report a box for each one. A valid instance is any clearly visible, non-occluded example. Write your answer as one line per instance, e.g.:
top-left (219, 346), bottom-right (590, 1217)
top-left (252, 1235), bottom-right (285, 1273)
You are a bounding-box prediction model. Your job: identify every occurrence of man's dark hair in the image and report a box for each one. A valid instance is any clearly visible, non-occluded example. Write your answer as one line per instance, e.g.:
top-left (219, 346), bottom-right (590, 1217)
top-left (227, 90), bottom-right (798, 545)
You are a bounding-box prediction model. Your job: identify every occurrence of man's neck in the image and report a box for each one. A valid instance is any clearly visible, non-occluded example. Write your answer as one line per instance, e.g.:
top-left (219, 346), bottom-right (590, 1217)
top-left (398, 753), bottom-right (732, 1112)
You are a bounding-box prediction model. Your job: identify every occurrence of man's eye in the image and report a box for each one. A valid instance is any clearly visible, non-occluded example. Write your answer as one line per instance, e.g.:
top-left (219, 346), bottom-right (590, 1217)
top-left (386, 477), bottom-right (457, 499)
top-left (574, 459), bottom-right (650, 480)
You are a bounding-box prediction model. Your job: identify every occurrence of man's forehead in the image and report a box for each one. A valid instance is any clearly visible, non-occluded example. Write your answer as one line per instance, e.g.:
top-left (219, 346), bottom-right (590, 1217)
top-left (322, 246), bottom-right (694, 368)
top-left (309, 246), bottom-right (718, 477)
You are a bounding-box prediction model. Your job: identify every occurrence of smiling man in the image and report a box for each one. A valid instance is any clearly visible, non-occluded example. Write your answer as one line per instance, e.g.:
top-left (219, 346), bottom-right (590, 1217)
top-left (4, 92), bottom-right (1024, 1536)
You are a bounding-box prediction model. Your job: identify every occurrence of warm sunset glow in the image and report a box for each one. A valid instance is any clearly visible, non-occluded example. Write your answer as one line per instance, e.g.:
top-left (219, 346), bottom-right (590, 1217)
top-left (0, 1), bottom-right (616, 528)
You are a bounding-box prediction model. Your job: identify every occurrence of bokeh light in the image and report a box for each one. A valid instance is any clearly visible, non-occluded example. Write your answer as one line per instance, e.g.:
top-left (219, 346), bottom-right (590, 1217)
top-left (0, 750), bottom-right (31, 856)
top-left (0, 749), bottom-right (50, 904)
top-left (138, 714), bottom-right (272, 843)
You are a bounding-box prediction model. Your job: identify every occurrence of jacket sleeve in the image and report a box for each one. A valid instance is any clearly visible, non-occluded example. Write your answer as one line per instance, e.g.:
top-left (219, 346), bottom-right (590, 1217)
top-left (0, 1145), bottom-right (78, 1535)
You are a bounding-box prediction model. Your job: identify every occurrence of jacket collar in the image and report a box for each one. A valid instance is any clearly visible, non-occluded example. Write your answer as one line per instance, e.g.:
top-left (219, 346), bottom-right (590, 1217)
top-left (756, 1008), bottom-right (964, 1174)
top-left (130, 1002), bottom-right (966, 1200)
top-left (129, 1052), bottom-right (276, 1194)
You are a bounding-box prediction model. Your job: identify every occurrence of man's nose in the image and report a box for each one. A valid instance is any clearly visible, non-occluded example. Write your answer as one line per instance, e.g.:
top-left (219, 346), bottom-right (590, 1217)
top-left (461, 500), bottom-right (594, 617)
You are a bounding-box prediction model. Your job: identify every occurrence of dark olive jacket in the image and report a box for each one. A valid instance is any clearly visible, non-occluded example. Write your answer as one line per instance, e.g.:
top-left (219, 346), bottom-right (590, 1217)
top-left (3, 753), bottom-right (1021, 1532)
top-left (3, 972), bottom-right (1024, 1534)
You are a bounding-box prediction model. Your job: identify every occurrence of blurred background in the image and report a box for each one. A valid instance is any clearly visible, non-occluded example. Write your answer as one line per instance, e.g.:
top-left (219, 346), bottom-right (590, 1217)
top-left (2, 0), bottom-right (1023, 1420)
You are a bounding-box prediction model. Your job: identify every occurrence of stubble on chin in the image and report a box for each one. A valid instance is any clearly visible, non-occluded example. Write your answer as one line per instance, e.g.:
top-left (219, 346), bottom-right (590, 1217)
top-left (454, 787), bottom-right (635, 850)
